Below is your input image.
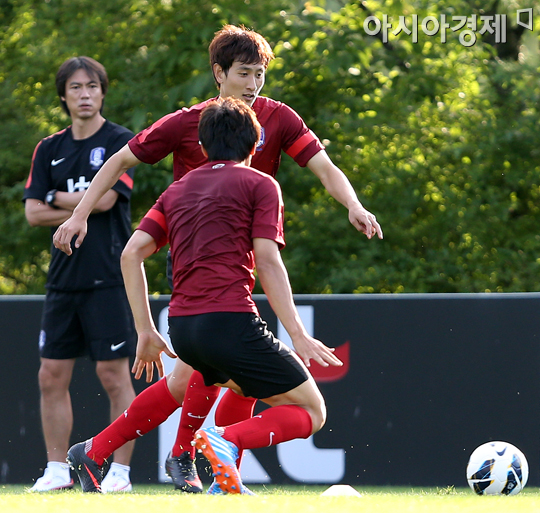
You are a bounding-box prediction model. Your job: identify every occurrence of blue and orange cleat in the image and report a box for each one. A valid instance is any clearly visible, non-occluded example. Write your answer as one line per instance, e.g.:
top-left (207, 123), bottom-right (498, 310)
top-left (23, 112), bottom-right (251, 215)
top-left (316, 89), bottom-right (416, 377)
top-left (206, 479), bottom-right (256, 495)
top-left (192, 427), bottom-right (244, 494)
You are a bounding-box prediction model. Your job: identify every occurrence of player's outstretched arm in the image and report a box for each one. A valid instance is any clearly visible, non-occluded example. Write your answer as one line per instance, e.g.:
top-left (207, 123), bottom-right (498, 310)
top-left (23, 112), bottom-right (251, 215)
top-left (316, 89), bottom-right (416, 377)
top-left (253, 237), bottom-right (343, 369)
top-left (53, 144), bottom-right (141, 255)
top-left (121, 230), bottom-right (177, 382)
top-left (306, 151), bottom-right (383, 239)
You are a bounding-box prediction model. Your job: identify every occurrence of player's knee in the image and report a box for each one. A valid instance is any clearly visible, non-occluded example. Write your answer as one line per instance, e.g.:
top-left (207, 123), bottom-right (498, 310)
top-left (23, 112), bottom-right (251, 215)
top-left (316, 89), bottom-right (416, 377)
top-left (165, 373), bottom-right (187, 404)
top-left (37, 369), bottom-right (57, 394)
top-left (96, 360), bottom-right (131, 395)
top-left (307, 399), bottom-right (327, 435)
top-left (37, 362), bottom-right (69, 393)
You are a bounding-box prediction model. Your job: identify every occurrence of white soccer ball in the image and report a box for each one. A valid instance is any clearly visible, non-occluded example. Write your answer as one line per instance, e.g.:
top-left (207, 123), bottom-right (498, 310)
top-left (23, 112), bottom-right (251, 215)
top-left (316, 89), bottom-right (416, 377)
top-left (466, 441), bottom-right (529, 495)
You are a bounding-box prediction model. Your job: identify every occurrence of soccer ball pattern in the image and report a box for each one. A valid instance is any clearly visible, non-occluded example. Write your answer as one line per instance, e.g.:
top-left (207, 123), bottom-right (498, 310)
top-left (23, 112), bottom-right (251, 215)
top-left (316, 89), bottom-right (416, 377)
top-left (466, 441), bottom-right (529, 495)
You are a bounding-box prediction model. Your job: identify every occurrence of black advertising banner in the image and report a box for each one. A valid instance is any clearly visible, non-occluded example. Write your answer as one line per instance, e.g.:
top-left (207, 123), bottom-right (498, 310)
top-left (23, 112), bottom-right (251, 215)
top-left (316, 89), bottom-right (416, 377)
top-left (1, 294), bottom-right (539, 487)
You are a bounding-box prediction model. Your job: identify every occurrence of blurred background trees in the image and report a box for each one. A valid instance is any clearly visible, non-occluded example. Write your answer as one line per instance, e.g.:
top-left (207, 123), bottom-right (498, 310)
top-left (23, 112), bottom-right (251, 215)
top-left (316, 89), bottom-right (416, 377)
top-left (1, 0), bottom-right (539, 294)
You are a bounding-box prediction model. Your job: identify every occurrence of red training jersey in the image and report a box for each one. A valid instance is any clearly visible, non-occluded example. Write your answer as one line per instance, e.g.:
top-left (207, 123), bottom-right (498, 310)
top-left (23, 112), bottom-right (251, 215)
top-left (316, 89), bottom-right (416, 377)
top-left (128, 96), bottom-right (324, 180)
top-left (137, 161), bottom-right (285, 316)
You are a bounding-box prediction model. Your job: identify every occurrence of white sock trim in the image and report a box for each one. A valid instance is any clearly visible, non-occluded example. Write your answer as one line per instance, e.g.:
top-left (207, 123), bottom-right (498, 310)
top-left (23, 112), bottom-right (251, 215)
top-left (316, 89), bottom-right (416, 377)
top-left (109, 462), bottom-right (131, 474)
top-left (46, 461), bottom-right (71, 479)
top-left (47, 461), bottom-right (70, 471)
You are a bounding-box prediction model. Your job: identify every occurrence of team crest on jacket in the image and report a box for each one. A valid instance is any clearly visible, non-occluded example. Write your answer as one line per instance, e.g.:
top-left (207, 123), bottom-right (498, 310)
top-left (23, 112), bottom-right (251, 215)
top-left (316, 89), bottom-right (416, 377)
top-left (256, 127), bottom-right (265, 151)
top-left (90, 147), bottom-right (106, 169)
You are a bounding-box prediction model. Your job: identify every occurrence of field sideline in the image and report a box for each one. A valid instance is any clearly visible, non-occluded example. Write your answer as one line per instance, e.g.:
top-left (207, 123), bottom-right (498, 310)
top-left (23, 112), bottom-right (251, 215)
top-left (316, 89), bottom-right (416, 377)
top-left (2, 485), bottom-right (540, 513)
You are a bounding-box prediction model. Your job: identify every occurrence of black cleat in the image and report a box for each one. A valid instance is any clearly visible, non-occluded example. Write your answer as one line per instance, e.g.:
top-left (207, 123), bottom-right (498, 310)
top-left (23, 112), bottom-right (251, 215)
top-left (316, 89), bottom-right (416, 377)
top-left (165, 451), bottom-right (203, 493)
top-left (66, 441), bottom-right (104, 493)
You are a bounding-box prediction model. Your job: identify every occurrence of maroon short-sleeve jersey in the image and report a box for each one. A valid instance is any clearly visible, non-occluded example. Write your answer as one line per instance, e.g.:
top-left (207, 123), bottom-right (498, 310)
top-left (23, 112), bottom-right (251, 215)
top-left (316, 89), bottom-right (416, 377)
top-left (128, 96), bottom-right (324, 181)
top-left (137, 161), bottom-right (285, 316)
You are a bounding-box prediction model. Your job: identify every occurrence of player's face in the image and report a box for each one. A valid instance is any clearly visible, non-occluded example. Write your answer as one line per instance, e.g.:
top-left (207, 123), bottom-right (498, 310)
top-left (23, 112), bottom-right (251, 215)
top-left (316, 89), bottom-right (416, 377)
top-left (61, 68), bottom-right (104, 120)
top-left (215, 61), bottom-right (265, 107)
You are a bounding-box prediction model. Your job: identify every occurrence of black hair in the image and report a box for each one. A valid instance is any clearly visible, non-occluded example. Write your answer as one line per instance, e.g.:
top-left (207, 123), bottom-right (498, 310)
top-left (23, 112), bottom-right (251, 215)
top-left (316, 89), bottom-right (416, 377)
top-left (55, 56), bottom-right (108, 116)
top-left (209, 25), bottom-right (274, 85)
top-left (198, 98), bottom-right (261, 162)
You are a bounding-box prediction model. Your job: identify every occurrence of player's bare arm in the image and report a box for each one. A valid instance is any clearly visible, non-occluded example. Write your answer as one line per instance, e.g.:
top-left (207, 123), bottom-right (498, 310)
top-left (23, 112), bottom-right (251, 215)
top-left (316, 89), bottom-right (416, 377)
top-left (55, 189), bottom-right (119, 213)
top-left (253, 237), bottom-right (343, 369)
top-left (25, 198), bottom-right (77, 227)
top-left (121, 230), bottom-right (177, 382)
top-left (53, 144), bottom-right (141, 255)
top-left (306, 151), bottom-right (383, 240)
top-left (25, 190), bottom-right (119, 227)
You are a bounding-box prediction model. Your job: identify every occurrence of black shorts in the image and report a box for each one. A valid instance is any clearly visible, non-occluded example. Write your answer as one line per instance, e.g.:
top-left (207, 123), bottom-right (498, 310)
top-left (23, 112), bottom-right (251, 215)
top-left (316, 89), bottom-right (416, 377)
top-left (168, 312), bottom-right (309, 399)
top-left (39, 287), bottom-right (136, 361)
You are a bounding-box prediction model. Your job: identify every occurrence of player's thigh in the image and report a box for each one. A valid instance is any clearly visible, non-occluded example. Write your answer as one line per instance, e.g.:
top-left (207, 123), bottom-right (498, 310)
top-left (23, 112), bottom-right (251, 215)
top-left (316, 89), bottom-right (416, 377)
top-left (228, 314), bottom-right (309, 399)
top-left (168, 313), bottom-right (232, 387)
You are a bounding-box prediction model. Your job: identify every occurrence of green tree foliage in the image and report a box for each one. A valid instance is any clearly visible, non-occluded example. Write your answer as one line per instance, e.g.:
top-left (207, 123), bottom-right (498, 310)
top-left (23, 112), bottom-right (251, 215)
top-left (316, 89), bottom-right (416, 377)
top-left (0, 0), bottom-right (291, 293)
top-left (1, 0), bottom-right (539, 294)
top-left (266, 0), bottom-right (540, 293)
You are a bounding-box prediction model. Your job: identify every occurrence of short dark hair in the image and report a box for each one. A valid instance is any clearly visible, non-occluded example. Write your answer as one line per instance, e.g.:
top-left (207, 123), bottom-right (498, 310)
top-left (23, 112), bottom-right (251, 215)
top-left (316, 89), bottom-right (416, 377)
top-left (199, 98), bottom-right (261, 162)
top-left (55, 56), bottom-right (108, 116)
top-left (209, 25), bottom-right (274, 85)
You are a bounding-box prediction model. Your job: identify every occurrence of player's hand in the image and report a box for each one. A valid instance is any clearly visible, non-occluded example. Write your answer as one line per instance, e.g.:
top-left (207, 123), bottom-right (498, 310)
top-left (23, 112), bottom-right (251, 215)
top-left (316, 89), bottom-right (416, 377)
top-left (292, 333), bottom-right (343, 368)
top-left (132, 328), bottom-right (177, 383)
top-left (349, 204), bottom-right (383, 240)
top-left (53, 214), bottom-right (88, 255)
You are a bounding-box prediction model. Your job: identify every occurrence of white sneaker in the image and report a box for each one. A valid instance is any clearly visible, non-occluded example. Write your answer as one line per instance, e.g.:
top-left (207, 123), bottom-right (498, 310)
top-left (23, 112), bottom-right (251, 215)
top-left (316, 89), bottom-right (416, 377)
top-left (30, 467), bottom-right (74, 492)
top-left (101, 468), bottom-right (132, 493)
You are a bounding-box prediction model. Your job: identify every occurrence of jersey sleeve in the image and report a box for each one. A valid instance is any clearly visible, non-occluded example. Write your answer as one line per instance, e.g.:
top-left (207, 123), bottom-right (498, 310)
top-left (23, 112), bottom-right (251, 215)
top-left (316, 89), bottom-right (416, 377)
top-left (251, 177), bottom-right (285, 249)
top-left (280, 103), bottom-right (325, 167)
top-left (128, 110), bottom-right (185, 165)
top-left (23, 140), bottom-right (51, 202)
top-left (136, 197), bottom-right (169, 251)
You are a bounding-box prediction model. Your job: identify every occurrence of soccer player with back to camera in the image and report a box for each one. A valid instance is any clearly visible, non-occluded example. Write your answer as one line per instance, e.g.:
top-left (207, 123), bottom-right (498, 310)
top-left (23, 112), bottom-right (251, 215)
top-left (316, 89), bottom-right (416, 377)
top-left (54, 25), bottom-right (382, 492)
top-left (67, 97), bottom-right (342, 494)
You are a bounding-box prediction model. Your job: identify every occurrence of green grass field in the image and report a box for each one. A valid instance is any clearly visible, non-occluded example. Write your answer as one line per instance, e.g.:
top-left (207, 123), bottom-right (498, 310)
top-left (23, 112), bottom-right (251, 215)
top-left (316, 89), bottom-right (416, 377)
top-left (2, 485), bottom-right (540, 513)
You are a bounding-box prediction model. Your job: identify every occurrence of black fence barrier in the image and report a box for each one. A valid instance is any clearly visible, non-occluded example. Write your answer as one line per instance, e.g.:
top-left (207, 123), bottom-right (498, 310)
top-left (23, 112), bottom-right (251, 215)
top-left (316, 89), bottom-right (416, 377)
top-left (1, 293), bottom-right (538, 488)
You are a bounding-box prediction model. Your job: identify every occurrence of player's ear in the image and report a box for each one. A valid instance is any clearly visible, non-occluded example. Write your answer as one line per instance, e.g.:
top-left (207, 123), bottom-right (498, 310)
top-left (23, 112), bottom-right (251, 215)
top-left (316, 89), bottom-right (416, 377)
top-left (250, 143), bottom-right (257, 156)
top-left (200, 145), bottom-right (208, 157)
top-left (213, 64), bottom-right (225, 84)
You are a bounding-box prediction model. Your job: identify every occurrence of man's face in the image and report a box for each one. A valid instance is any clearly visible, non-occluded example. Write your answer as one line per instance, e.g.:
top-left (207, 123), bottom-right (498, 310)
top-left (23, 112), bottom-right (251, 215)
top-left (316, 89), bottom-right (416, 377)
top-left (215, 60), bottom-right (265, 107)
top-left (61, 68), bottom-right (104, 120)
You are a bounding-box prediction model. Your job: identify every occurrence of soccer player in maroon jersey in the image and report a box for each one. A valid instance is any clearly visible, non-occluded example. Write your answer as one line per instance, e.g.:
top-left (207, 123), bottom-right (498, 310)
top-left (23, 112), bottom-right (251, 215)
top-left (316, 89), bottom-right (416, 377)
top-left (66, 97), bottom-right (342, 494)
top-left (54, 25), bottom-right (382, 492)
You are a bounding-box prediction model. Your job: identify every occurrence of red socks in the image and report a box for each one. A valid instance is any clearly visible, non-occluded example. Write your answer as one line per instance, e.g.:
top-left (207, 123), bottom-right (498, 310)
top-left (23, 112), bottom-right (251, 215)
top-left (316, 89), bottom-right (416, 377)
top-left (171, 371), bottom-right (220, 458)
top-left (215, 389), bottom-right (257, 427)
top-left (222, 404), bottom-right (313, 452)
top-left (87, 377), bottom-right (180, 465)
top-left (84, 372), bottom-right (312, 468)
